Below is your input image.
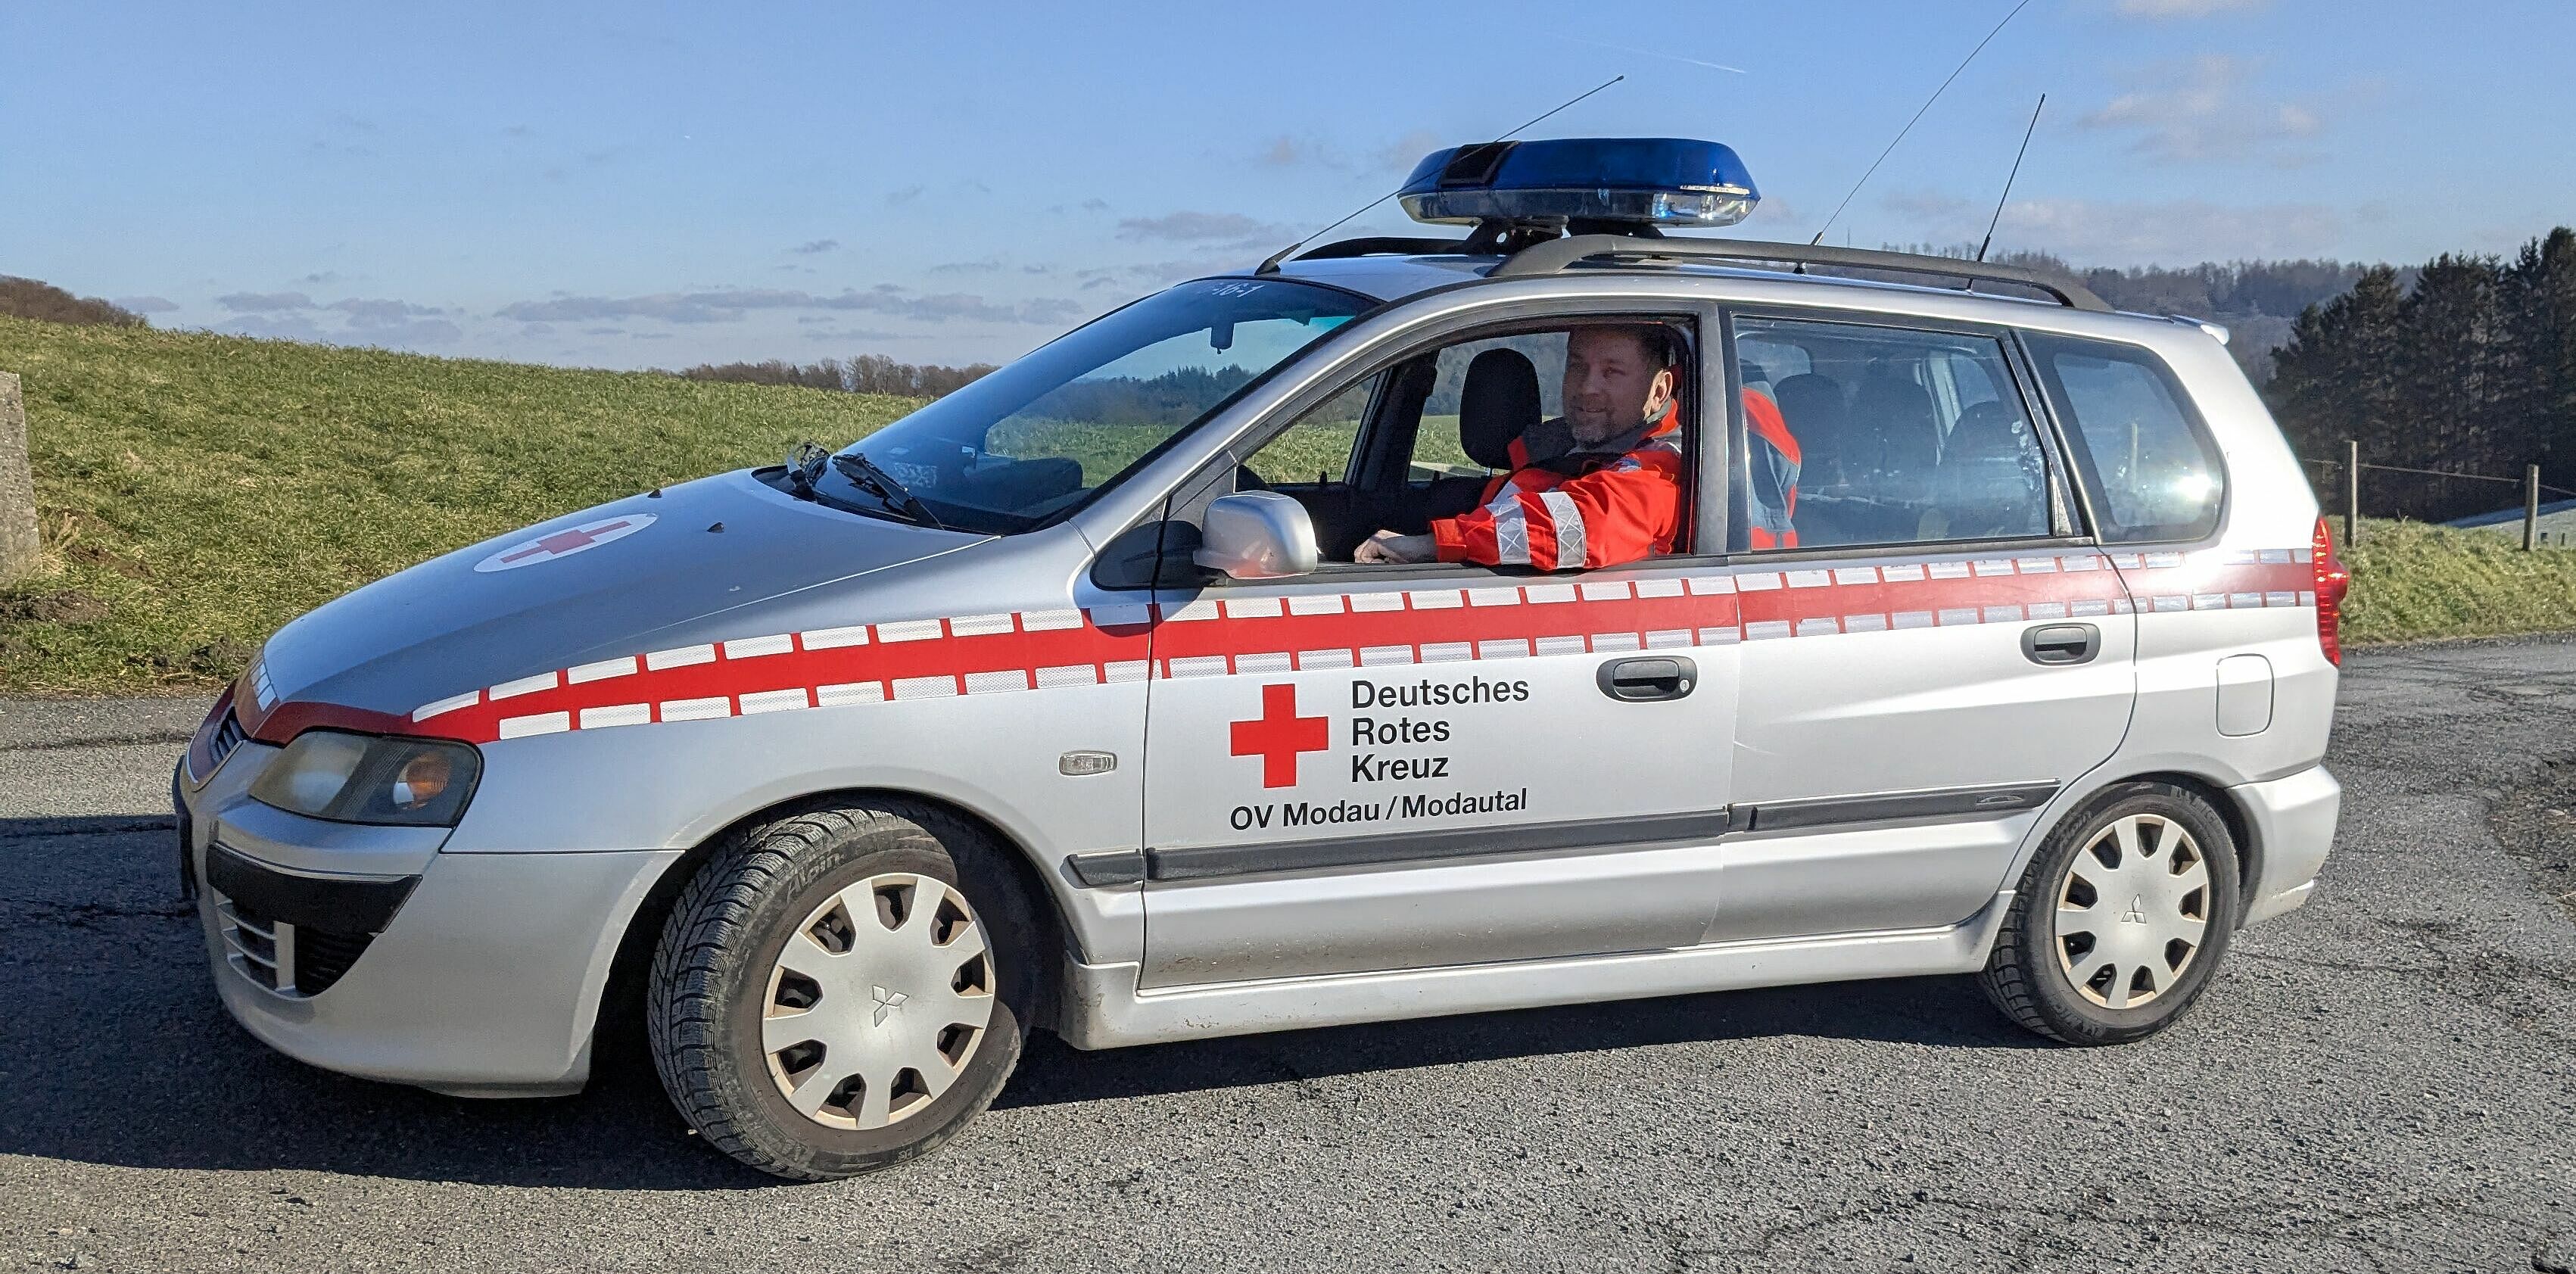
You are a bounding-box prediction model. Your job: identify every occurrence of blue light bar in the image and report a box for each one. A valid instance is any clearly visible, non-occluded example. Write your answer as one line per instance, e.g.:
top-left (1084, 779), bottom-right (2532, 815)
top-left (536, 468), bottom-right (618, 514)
top-left (1397, 137), bottom-right (1759, 229)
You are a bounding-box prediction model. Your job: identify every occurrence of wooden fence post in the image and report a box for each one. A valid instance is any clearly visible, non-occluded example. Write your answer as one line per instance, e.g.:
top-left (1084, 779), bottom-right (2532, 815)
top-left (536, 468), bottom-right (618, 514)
top-left (2344, 439), bottom-right (2360, 548)
top-left (0, 371), bottom-right (38, 588)
top-left (2528, 465), bottom-right (2543, 551)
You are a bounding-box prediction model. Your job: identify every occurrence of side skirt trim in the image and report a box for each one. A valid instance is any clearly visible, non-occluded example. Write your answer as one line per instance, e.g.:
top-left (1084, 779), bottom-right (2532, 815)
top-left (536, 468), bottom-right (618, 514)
top-left (1055, 889), bottom-right (2014, 1048)
top-left (1739, 780), bottom-right (2062, 833)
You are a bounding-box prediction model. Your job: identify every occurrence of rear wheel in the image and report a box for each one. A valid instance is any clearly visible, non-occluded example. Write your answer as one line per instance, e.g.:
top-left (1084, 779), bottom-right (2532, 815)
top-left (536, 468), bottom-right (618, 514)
top-left (646, 799), bottom-right (1046, 1179)
top-left (1978, 782), bottom-right (2241, 1045)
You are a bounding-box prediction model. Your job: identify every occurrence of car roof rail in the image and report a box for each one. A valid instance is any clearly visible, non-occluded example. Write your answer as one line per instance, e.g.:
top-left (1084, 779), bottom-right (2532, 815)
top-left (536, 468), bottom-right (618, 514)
top-left (1487, 234), bottom-right (2112, 312)
top-left (1288, 235), bottom-right (1475, 262)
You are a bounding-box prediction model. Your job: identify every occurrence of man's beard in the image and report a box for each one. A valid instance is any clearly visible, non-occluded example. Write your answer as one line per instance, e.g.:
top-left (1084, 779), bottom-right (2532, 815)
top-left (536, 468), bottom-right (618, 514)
top-left (1566, 409), bottom-right (1625, 447)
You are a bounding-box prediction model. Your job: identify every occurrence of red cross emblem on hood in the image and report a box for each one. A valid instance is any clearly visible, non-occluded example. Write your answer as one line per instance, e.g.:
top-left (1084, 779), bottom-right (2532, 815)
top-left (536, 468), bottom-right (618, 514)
top-left (1231, 683), bottom-right (1328, 789)
top-left (473, 514), bottom-right (657, 573)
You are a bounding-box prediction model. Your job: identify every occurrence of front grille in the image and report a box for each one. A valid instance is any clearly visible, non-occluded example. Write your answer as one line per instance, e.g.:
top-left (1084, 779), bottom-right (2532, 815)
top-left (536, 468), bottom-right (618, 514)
top-left (291, 926), bottom-right (374, 995)
top-left (201, 708), bottom-right (248, 777)
top-left (216, 896), bottom-right (380, 996)
top-left (216, 898), bottom-right (283, 990)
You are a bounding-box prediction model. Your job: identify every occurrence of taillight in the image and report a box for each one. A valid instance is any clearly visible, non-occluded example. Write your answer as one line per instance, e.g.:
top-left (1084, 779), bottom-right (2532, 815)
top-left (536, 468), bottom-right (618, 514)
top-left (2313, 516), bottom-right (2350, 665)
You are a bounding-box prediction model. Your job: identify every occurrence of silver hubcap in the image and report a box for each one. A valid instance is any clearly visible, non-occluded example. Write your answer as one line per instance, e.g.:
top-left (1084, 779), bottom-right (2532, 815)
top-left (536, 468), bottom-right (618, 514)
top-left (760, 873), bottom-right (996, 1130)
top-left (2053, 813), bottom-right (2210, 1010)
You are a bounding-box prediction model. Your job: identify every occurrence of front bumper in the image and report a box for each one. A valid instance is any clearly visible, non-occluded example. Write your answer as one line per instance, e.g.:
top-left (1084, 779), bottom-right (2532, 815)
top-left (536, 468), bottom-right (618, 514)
top-left (2232, 763), bottom-right (2341, 927)
top-left (180, 751), bottom-right (677, 1097)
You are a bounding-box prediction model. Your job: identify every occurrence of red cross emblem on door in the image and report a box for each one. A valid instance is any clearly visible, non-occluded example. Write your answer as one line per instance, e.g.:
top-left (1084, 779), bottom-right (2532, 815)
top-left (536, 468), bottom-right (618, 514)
top-left (1230, 683), bottom-right (1328, 789)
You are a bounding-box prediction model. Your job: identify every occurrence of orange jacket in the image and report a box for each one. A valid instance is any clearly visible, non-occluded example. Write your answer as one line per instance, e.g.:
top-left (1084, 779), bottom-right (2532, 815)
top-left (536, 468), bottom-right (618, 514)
top-left (1429, 407), bottom-right (1687, 570)
top-left (1743, 387), bottom-right (1801, 550)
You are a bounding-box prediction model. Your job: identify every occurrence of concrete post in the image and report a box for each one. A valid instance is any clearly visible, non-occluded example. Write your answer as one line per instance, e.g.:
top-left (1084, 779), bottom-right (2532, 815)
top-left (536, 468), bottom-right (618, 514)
top-left (0, 372), bottom-right (38, 587)
top-left (2527, 465), bottom-right (2543, 552)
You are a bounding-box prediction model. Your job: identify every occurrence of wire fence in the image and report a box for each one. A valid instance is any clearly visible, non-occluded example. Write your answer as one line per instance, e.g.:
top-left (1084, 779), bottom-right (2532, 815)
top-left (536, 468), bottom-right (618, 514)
top-left (2300, 445), bottom-right (2574, 549)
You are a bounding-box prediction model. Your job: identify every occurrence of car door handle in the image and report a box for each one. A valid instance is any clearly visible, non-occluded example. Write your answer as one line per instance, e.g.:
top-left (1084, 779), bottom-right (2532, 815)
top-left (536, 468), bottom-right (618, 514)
top-left (2021, 622), bottom-right (2101, 666)
top-left (1597, 656), bottom-right (1696, 702)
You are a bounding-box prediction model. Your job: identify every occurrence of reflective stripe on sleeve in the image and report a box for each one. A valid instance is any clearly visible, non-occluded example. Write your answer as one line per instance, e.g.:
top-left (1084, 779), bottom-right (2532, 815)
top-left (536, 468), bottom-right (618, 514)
top-left (1489, 494), bottom-right (1532, 566)
top-left (1538, 489), bottom-right (1585, 568)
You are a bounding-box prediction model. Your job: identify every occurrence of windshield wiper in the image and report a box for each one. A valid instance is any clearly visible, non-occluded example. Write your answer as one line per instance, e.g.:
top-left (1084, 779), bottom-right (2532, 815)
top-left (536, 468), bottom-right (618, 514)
top-left (782, 441), bottom-right (830, 500)
top-left (831, 452), bottom-right (947, 530)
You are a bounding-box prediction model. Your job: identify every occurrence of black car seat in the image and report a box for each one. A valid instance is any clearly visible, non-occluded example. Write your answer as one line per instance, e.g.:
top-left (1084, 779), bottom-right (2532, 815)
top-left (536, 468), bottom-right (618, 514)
top-left (1930, 400), bottom-right (2042, 538)
top-left (1772, 373), bottom-right (1848, 487)
top-left (1456, 348), bottom-right (1542, 470)
top-left (1850, 365), bottom-right (1941, 479)
top-left (1409, 348), bottom-right (1543, 526)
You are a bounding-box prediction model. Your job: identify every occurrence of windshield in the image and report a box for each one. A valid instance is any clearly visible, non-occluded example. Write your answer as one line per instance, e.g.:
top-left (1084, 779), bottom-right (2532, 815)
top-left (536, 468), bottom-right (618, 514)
top-left (820, 278), bottom-right (1368, 533)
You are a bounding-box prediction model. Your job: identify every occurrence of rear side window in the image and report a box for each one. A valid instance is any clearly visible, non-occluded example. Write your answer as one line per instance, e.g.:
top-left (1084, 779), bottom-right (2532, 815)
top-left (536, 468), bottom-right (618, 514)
top-left (2024, 333), bottom-right (2224, 543)
top-left (1730, 316), bottom-right (2055, 552)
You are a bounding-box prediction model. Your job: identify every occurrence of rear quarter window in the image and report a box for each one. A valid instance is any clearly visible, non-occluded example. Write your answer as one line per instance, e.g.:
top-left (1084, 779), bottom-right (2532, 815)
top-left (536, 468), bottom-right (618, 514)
top-left (2023, 332), bottom-right (2225, 543)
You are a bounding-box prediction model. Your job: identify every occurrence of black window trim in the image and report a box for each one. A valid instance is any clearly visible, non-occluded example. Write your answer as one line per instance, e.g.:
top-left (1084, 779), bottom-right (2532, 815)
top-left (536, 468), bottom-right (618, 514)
top-left (1718, 304), bottom-right (2087, 559)
top-left (2014, 328), bottom-right (2231, 547)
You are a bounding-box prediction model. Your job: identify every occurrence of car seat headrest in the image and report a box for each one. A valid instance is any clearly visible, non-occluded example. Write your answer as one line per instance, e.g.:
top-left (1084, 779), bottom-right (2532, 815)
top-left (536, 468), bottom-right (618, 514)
top-left (1946, 400), bottom-right (2023, 460)
top-left (1457, 348), bottom-right (1541, 471)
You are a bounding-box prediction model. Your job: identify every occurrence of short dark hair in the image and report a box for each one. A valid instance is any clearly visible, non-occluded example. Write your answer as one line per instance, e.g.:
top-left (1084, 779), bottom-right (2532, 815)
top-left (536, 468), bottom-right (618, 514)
top-left (1572, 322), bottom-right (1678, 369)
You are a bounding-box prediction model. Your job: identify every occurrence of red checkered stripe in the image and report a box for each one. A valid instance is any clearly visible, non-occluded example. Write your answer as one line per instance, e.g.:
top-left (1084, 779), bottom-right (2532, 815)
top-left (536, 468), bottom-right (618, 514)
top-left (2111, 547), bottom-right (2320, 615)
top-left (397, 547), bottom-right (2316, 745)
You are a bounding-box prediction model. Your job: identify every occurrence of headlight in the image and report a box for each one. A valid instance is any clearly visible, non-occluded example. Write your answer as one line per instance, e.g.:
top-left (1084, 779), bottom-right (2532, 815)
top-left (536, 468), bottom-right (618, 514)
top-left (248, 730), bottom-right (482, 827)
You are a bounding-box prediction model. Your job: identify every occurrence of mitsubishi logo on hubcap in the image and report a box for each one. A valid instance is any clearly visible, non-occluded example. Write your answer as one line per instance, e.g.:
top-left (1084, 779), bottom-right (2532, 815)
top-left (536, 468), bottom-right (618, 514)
top-left (871, 984), bottom-right (908, 1026)
top-left (2118, 895), bottom-right (2148, 924)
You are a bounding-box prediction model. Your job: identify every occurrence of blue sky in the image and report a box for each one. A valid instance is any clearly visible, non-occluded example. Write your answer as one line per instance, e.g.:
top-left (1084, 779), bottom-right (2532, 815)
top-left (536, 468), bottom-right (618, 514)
top-left (5, 0), bottom-right (2568, 370)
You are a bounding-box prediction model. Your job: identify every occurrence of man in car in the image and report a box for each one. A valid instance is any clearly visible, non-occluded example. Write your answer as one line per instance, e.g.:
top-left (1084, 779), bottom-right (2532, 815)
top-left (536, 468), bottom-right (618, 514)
top-left (1355, 324), bottom-right (1688, 569)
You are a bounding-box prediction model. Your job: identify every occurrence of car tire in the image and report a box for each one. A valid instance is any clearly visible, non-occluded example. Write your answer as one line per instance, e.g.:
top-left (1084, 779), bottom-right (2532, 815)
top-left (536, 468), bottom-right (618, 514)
top-left (646, 798), bottom-right (1048, 1180)
top-left (1978, 781), bottom-right (2241, 1045)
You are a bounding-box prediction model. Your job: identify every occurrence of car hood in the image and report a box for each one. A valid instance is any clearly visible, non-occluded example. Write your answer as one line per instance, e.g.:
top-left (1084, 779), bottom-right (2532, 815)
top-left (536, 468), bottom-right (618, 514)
top-left (253, 470), bottom-right (986, 721)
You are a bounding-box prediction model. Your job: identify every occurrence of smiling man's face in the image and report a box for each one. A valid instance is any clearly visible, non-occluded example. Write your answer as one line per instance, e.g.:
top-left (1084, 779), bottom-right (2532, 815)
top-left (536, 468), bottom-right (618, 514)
top-left (1562, 326), bottom-right (1676, 447)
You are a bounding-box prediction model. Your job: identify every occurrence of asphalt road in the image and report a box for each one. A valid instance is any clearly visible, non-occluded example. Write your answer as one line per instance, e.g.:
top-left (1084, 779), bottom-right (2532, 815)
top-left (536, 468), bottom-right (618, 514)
top-left (5, 639), bottom-right (2574, 1273)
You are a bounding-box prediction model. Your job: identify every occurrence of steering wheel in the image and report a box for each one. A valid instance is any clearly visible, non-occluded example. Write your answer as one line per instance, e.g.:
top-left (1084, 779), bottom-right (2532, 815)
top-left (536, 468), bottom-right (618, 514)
top-left (1234, 465), bottom-right (1271, 493)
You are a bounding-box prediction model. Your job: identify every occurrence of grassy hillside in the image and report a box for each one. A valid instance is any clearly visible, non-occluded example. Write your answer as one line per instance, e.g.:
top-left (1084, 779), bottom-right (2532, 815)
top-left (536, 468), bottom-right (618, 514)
top-left (2335, 518), bottom-right (2576, 646)
top-left (0, 317), bottom-right (916, 693)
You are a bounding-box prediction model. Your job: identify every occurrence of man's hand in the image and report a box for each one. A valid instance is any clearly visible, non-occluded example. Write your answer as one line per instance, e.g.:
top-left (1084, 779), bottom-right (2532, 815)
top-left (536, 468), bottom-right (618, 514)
top-left (1353, 531), bottom-right (1436, 565)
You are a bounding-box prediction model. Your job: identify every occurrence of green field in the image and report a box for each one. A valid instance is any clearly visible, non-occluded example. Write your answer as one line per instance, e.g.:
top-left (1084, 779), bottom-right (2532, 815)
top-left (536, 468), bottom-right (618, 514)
top-left (2333, 517), bottom-right (2576, 646)
top-left (0, 317), bottom-right (917, 693)
top-left (2, 317), bottom-right (2570, 694)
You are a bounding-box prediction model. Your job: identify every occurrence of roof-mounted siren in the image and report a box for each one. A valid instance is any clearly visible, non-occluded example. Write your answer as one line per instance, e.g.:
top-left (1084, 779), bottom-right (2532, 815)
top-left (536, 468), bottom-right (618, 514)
top-left (1397, 138), bottom-right (1759, 242)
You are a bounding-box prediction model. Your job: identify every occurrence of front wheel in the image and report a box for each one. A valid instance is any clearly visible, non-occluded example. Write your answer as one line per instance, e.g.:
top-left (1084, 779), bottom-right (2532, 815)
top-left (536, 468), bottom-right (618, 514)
top-left (1978, 782), bottom-right (2241, 1045)
top-left (646, 799), bottom-right (1046, 1179)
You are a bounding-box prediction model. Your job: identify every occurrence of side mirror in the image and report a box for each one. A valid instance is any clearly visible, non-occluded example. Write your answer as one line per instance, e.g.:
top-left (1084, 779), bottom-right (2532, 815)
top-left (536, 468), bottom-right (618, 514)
top-left (1192, 491), bottom-right (1319, 579)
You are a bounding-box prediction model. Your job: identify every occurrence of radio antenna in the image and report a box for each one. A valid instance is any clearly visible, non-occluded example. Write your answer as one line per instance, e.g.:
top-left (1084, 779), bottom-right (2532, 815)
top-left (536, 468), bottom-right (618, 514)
top-left (1974, 93), bottom-right (2045, 263)
top-left (1808, 0), bottom-right (2035, 247)
top-left (1257, 74), bottom-right (1625, 275)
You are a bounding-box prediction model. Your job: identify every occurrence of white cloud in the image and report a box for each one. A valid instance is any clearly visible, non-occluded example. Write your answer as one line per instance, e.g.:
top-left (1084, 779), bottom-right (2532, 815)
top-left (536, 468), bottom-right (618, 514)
top-left (2079, 55), bottom-right (2324, 165)
top-left (1992, 198), bottom-right (2341, 264)
top-left (218, 298), bottom-right (460, 347)
top-left (214, 291), bottom-right (314, 313)
top-left (1375, 129), bottom-right (1444, 174)
top-left (494, 287), bottom-right (1086, 326)
top-left (327, 297), bottom-right (447, 326)
top-left (1115, 211), bottom-right (1289, 249)
top-left (2113, 0), bottom-right (2266, 16)
top-left (1879, 190), bottom-right (1977, 222)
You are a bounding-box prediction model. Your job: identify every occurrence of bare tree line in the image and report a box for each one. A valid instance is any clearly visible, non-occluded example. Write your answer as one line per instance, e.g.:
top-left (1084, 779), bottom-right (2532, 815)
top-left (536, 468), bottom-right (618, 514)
top-left (0, 278), bottom-right (145, 329)
top-left (674, 354), bottom-right (998, 399)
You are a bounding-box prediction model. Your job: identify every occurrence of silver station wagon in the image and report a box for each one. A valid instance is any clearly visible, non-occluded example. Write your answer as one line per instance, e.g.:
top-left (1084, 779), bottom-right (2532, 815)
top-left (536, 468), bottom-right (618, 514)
top-left (175, 138), bottom-right (2347, 1179)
